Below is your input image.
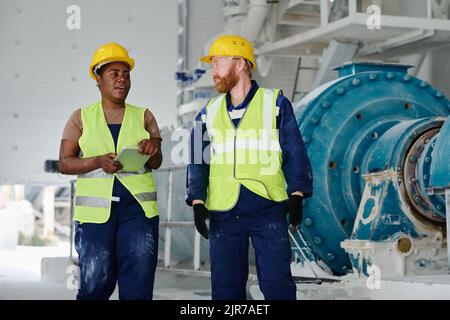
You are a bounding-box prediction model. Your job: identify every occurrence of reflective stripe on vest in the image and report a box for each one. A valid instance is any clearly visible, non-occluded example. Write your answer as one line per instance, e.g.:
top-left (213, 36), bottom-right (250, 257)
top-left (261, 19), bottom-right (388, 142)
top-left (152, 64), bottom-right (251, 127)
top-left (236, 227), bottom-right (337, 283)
top-left (205, 88), bottom-right (288, 211)
top-left (212, 139), bottom-right (282, 155)
top-left (75, 196), bottom-right (110, 208)
top-left (79, 167), bottom-right (151, 179)
top-left (74, 101), bottom-right (159, 223)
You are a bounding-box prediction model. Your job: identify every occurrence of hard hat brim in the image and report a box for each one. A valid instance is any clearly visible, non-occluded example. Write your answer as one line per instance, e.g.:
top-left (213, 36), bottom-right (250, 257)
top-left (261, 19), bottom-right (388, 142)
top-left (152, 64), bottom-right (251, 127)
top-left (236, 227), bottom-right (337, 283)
top-left (199, 55), bottom-right (256, 70)
top-left (89, 57), bottom-right (135, 80)
top-left (199, 55), bottom-right (212, 64)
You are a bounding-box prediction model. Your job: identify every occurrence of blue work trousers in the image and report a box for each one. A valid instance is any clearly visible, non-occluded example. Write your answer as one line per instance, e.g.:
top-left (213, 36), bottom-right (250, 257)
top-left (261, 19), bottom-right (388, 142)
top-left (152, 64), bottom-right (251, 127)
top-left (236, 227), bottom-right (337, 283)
top-left (209, 203), bottom-right (296, 300)
top-left (74, 201), bottom-right (159, 300)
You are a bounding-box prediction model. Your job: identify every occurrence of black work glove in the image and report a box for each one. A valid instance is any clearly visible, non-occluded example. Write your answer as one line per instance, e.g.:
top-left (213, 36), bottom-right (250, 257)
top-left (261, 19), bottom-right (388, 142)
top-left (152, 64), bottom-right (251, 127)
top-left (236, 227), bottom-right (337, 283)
top-left (283, 194), bottom-right (303, 232)
top-left (193, 203), bottom-right (210, 239)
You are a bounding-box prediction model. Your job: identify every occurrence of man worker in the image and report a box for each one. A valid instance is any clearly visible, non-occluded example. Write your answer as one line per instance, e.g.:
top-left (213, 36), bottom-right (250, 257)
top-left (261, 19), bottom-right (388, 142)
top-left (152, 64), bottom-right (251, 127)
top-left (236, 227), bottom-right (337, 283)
top-left (185, 34), bottom-right (313, 300)
top-left (59, 42), bottom-right (162, 300)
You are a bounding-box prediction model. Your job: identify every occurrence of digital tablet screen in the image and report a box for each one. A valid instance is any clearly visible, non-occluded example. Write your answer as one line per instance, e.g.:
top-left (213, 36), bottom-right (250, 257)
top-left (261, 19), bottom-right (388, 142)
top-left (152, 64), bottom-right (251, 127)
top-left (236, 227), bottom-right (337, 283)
top-left (115, 147), bottom-right (150, 172)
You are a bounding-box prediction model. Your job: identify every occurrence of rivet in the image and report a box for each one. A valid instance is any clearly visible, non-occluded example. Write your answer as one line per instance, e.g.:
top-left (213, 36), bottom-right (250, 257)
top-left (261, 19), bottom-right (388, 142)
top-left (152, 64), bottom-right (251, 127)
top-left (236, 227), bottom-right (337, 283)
top-left (327, 253), bottom-right (335, 261)
top-left (352, 78), bottom-right (360, 86)
top-left (127, 16), bottom-right (133, 23)
top-left (437, 204), bottom-right (443, 210)
top-left (369, 73), bottom-right (377, 81)
top-left (71, 76), bottom-right (77, 82)
top-left (303, 135), bottom-right (311, 144)
top-left (15, 40), bottom-right (21, 47)
top-left (304, 218), bottom-right (313, 226)
top-left (321, 100), bottom-right (331, 108)
top-left (434, 91), bottom-right (443, 98)
top-left (424, 157), bottom-right (431, 163)
top-left (311, 117), bottom-right (320, 125)
top-left (423, 174), bottom-right (429, 181)
top-left (13, 113), bottom-right (19, 119)
top-left (402, 75), bottom-right (411, 82)
top-left (72, 44), bottom-right (77, 51)
top-left (14, 73), bottom-right (20, 79)
top-left (336, 87), bottom-right (345, 95)
top-left (386, 72), bottom-right (395, 80)
top-left (410, 177), bottom-right (417, 183)
top-left (409, 155), bottom-right (417, 163)
top-left (416, 259), bottom-right (427, 268)
top-left (313, 237), bottom-right (323, 245)
top-left (420, 81), bottom-right (429, 88)
top-left (414, 196), bottom-right (420, 204)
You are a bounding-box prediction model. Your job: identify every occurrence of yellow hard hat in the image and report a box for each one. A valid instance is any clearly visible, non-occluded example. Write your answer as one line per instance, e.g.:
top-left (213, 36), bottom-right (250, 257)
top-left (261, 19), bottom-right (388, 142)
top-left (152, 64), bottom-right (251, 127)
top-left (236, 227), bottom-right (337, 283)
top-left (89, 42), bottom-right (135, 80)
top-left (200, 34), bottom-right (256, 70)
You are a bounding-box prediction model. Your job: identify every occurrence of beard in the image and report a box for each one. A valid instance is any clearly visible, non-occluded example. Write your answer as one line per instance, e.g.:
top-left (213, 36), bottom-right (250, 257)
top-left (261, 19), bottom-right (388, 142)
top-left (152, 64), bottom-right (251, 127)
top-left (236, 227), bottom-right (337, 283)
top-left (213, 68), bottom-right (239, 93)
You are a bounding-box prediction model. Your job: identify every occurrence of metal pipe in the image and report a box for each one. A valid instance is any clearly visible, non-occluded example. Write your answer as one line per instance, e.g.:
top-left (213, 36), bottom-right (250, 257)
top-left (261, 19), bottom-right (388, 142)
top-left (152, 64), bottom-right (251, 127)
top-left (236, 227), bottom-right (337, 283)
top-left (176, 0), bottom-right (188, 126)
top-left (427, 0), bottom-right (433, 18)
top-left (164, 170), bottom-right (174, 268)
top-left (193, 227), bottom-right (201, 270)
top-left (288, 229), bottom-right (322, 284)
top-left (320, 0), bottom-right (329, 26)
top-left (240, 0), bottom-right (270, 41)
top-left (348, 0), bottom-right (357, 16)
top-left (69, 180), bottom-right (75, 261)
top-left (42, 185), bottom-right (56, 238)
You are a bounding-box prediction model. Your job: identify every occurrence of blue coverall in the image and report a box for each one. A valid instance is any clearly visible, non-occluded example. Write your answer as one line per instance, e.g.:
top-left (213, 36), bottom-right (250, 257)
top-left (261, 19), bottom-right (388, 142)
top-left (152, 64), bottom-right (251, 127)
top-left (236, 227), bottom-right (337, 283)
top-left (186, 81), bottom-right (313, 300)
top-left (75, 124), bottom-right (159, 300)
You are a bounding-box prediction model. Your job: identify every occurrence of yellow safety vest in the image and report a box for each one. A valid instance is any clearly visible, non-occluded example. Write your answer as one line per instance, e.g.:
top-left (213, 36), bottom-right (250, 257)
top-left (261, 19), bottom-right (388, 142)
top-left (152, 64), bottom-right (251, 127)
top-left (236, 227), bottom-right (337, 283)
top-left (74, 101), bottom-right (158, 223)
top-left (205, 88), bottom-right (288, 211)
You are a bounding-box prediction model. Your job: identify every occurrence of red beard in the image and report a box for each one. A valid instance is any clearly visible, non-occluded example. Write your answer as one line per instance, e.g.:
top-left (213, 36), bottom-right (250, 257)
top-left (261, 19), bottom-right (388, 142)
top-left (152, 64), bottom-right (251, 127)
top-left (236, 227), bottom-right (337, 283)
top-left (213, 68), bottom-right (239, 93)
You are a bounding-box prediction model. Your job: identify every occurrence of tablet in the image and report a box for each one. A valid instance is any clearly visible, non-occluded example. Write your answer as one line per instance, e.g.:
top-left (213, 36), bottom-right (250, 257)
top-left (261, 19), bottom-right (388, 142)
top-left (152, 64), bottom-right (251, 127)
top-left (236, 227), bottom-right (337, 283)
top-left (115, 147), bottom-right (150, 172)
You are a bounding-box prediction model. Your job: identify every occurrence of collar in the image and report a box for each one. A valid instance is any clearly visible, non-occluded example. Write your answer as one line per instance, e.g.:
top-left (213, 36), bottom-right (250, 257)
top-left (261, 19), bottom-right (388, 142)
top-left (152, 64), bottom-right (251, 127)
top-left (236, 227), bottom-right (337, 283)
top-left (225, 80), bottom-right (259, 111)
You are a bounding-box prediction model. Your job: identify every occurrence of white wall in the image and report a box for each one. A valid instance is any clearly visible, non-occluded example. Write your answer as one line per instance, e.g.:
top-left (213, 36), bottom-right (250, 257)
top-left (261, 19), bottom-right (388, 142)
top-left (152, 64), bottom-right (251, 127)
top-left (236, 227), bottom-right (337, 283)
top-left (0, 0), bottom-right (177, 184)
top-left (416, 46), bottom-right (450, 98)
top-left (187, 0), bottom-right (224, 71)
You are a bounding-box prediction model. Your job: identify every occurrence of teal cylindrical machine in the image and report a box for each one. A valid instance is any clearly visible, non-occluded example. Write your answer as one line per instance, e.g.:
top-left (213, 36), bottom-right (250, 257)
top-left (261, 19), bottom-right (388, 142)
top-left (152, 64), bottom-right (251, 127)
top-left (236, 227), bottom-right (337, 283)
top-left (293, 62), bottom-right (450, 276)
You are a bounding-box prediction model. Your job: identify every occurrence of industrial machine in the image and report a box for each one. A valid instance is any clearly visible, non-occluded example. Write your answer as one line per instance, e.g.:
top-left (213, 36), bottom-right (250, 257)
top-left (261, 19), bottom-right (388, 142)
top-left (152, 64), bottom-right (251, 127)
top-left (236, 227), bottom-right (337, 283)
top-left (293, 61), bottom-right (450, 278)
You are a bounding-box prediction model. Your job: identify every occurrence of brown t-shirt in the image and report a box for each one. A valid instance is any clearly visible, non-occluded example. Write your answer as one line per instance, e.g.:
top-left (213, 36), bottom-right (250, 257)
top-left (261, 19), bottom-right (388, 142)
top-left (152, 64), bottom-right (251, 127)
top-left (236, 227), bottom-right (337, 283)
top-left (62, 107), bottom-right (161, 142)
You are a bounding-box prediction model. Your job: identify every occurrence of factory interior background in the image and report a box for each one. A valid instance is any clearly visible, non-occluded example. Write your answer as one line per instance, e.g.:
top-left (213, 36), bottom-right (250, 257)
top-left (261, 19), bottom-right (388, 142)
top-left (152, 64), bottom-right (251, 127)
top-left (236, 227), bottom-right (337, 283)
top-left (1, 0), bottom-right (450, 300)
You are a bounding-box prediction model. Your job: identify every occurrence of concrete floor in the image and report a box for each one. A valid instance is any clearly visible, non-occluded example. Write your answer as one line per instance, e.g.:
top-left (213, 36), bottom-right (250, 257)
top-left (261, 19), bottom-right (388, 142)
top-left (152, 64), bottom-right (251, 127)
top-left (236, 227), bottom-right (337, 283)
top-left (0, 243), bottom-right (212, 300)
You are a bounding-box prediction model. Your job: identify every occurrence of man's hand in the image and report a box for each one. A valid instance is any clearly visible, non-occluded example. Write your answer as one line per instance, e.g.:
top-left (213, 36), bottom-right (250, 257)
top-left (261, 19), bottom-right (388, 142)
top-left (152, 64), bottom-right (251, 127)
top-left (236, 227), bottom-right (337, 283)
top-left (138, 139), bottom-right (158, 157)
top-left (193, 203), bottom-right (210, 240)
top-left (283, 194), bottom-right (304, 231)
top-left (96, 153), bottom-right (122, 174)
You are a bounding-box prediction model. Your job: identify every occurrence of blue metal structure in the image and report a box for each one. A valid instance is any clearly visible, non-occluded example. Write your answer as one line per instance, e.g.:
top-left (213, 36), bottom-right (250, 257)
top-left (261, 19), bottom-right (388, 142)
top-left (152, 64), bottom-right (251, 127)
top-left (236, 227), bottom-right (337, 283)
top-left (293, 62), bottom-right (450, 275)
top-left (429, 118), bottom-right (450, 192)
